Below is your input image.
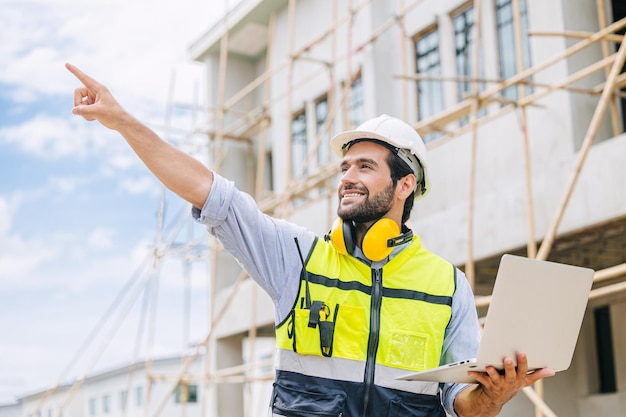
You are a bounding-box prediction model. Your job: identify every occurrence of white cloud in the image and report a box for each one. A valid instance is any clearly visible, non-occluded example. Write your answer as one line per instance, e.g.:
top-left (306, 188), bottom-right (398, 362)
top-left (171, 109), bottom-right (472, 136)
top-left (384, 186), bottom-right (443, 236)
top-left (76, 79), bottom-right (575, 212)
top-left (0, 196), bottom-right (13, 237)
top-left (48, 175), bottom-right (89, 194)
top-left (0, 114), bottom-right (109, 159)
top-left (0, 195), bottom-right (61, 288)
top-left (119, 175), bottom-right (160, 195)
top-left (108, 153), bottom-right (140, 171)
top-left (87, 227), bottom-right (116, 249)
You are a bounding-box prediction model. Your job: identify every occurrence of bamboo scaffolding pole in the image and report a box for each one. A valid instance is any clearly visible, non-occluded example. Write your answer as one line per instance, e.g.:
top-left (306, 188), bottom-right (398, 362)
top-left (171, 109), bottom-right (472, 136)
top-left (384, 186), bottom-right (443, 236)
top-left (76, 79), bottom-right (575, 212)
top-left (397, 73), bottom-right (601, 95)
top-left (244, 66), bottom-right (264, 415)
top-left (522, 386), bottom-right (559, 417)
top-left (511, 0), bottom-right (537, 262)
top-left (509, 0), bottom-right (542, 410)
top-left (536, 35), bottom-right (626, 261)
top-left (530, 30), bottom-right (624, 44)
top-left (465, 0), bottom-right (483, 289)
top-left (589, 280), bottom-right (626, 300)
top-left (593, 262), bottom-right (626, 283)
top-left (211, 358), bottom-right (276, 378)
top-left (213, 374), bottom-right (275, 384)
top-left (142, 193), bottom-right (167, 417)
top-left (201, 5), bottom-right (232, 416)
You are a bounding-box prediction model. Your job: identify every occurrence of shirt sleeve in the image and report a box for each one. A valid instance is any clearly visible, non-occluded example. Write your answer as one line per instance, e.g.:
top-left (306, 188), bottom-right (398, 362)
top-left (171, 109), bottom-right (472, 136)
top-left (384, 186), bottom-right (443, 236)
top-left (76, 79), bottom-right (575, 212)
top-left (440, 268), bottom-right (481, 417)
top-left (192, 173), bottom-right (316, 324)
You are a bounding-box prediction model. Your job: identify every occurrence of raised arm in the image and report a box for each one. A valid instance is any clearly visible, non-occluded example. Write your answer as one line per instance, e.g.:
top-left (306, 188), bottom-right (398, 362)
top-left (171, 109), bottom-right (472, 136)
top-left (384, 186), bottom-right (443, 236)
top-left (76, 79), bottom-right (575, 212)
top-left (66, 63), bottom-right (213, 209)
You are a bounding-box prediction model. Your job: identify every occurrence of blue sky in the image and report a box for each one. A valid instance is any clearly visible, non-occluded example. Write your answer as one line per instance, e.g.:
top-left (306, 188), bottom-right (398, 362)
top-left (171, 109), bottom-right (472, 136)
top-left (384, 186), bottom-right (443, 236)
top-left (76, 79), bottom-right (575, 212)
top-left (0, 0), bottom-right (229, 404)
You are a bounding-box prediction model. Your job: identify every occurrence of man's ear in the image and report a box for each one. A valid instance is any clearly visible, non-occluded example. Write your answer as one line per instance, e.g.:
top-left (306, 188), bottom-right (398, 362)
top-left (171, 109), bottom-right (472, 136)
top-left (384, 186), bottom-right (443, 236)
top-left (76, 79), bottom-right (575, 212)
top-left (396, 173), bottom-right (416, 199)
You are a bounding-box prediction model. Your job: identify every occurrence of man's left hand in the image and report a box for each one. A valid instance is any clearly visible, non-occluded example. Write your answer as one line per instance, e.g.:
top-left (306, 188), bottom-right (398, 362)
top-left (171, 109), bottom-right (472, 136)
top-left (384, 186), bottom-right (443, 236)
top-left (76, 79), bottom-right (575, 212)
top-left (455, 352), bottom-right (555, 416)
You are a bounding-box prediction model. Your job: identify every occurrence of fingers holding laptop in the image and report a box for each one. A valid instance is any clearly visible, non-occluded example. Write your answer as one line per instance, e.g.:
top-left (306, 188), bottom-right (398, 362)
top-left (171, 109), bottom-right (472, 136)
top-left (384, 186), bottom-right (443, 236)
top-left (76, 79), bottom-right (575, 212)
top-left (485, 352), bottom-right (553, 401)
top-left (456, 353), bottom-right (555, 416)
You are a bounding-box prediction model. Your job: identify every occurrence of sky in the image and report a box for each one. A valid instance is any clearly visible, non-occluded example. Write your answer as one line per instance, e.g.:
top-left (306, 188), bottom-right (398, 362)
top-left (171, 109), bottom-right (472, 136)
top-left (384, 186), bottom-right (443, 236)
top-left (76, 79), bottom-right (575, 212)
top-left (0, 0), bottom-right (235, 404)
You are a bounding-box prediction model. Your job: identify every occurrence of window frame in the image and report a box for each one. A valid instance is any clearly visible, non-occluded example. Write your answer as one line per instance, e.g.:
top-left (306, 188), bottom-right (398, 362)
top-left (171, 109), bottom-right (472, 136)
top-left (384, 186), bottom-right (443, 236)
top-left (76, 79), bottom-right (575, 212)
top-left (413, 23), bottom-right (444, 143)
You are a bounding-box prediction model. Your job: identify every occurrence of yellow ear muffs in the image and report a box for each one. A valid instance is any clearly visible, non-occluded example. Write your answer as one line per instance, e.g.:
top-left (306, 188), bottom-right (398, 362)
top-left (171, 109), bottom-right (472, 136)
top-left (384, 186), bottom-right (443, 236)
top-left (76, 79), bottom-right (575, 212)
top-left (361, 218), bottom-right (400, 261)
top-left (325, 217), bottom-right (413, 261)
top-left (325, 218), bottom-right (356, 256)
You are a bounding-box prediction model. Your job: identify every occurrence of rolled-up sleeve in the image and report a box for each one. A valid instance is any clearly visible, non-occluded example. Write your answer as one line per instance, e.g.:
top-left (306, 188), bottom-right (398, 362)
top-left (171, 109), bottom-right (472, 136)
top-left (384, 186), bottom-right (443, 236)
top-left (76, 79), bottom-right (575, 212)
top-left (192, 171), bottom-right (235, 227)
top-left (440, 269), bottom-right (481, 416)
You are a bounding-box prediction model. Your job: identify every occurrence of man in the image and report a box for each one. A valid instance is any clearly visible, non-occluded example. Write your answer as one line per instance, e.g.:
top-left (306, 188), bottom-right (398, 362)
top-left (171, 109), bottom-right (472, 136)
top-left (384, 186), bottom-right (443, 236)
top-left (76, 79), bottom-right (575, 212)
top-left (66, 63), bottom-right (553, 417)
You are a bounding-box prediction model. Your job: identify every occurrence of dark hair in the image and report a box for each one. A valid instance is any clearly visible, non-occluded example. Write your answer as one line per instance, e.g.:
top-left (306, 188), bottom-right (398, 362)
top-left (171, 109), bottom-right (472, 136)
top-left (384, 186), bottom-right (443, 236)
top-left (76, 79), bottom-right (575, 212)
top-left (386, 151), bottom-right (416, 223)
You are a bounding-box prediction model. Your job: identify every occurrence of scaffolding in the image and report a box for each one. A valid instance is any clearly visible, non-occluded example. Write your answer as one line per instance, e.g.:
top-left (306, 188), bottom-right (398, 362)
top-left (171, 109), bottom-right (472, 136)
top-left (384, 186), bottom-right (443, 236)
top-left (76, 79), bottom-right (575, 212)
top-left (31, 1), bottom-right (626, 417)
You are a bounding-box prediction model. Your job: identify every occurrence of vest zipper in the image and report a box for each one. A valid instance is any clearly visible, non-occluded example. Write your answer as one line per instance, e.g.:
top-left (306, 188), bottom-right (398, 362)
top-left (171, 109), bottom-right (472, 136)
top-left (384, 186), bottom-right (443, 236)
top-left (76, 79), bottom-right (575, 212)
top-left (362, 268), bottom-right (382, 417)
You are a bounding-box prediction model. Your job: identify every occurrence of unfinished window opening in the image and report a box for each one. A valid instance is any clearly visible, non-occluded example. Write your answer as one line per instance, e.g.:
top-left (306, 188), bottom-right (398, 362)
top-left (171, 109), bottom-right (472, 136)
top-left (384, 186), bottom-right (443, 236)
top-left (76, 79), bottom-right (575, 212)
top-left (594, 305), bottom-right (617, 393)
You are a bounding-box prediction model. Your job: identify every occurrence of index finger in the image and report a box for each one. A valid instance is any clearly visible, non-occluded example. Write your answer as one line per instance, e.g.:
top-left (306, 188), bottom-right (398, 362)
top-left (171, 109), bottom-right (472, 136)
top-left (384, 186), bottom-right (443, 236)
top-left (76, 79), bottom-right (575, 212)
top-left (65, 62), bottom-right (101, 89)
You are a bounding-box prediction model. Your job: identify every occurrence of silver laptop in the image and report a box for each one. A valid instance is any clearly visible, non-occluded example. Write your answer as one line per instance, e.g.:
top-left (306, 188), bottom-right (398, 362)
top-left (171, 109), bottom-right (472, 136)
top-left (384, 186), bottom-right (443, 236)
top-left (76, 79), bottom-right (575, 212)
top-left (397, 254), bottom-right (594, 384)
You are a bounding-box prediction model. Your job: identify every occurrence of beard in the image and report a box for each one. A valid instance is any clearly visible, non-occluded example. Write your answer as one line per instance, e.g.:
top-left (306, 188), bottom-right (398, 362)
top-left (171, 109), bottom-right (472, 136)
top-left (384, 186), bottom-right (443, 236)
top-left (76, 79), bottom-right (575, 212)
top-left (337, 181), bottom-right (395, 223)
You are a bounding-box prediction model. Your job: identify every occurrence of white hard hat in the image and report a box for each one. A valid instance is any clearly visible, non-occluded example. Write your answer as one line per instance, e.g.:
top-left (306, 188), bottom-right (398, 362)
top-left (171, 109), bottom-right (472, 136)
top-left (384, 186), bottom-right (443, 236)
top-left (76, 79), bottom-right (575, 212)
top-left (330, 114), bottom-right (430, 198)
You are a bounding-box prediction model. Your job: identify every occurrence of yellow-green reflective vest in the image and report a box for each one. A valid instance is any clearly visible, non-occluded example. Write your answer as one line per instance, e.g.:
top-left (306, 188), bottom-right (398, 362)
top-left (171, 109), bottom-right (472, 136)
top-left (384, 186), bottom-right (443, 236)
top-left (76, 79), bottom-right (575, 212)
top-left (273, 236), bottom-right (456, 416)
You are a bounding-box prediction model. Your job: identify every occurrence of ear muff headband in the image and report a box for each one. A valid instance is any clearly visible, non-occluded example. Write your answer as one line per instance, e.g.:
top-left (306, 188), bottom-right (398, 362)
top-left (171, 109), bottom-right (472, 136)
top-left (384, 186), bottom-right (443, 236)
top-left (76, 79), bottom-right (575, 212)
top-left (324, 218), bottom-right (413, 261)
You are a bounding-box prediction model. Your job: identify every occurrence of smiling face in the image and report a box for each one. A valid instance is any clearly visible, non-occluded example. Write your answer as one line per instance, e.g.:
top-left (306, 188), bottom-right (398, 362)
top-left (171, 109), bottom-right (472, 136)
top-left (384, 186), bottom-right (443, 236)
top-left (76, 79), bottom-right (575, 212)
top-left (336, 141), bottom-right (404, 226)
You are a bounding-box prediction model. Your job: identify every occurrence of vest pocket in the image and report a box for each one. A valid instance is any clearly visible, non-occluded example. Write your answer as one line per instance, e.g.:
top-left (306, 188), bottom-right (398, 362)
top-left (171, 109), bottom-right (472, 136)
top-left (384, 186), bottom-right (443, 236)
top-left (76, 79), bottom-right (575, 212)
top-left (293, 304), bottom-right (366, 359)
top-left (385, 330), bottom-right (428, 371)
top-left (333, 304), bottom-right (366, 360)
top-left (388, 398), bottom-right (445, 417)
top-left (272, 381), bottom-right (345, 417)
top-left (294, 308), bottom-right (325, 356)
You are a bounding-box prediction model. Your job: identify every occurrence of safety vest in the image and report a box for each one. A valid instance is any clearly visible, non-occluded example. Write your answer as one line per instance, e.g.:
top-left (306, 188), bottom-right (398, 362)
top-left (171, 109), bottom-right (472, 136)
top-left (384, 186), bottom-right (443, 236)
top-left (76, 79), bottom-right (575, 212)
top-left (273, 236), bottom-right (456, 417)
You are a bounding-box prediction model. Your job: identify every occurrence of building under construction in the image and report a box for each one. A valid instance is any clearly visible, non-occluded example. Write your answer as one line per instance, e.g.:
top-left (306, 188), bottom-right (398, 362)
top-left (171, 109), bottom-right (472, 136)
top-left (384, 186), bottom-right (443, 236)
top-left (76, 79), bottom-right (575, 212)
top-left (5, 0), bottom-right (626, 417)
top-left (186, 0), bottom-right (626, 415)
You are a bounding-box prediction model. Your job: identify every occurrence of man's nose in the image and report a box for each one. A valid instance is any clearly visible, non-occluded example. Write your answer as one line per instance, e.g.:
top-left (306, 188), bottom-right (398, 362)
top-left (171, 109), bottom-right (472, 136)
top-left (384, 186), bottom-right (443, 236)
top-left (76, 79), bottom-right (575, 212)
top-left (341, 166), bottom-right (358, 184)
